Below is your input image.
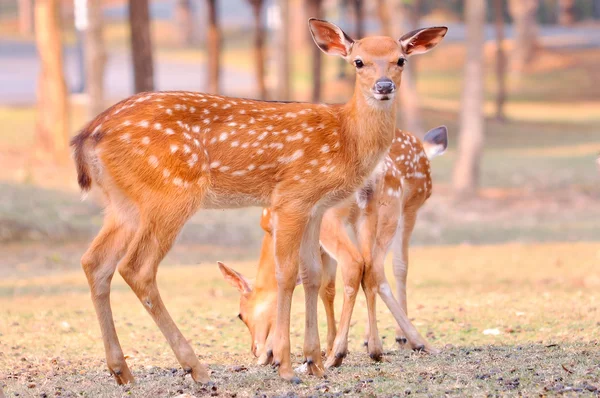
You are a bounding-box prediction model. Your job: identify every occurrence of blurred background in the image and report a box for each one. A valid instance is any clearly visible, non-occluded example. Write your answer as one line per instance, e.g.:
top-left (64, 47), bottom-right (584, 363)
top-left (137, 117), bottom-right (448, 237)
top-left (0, 0), bottom-right (599, 276)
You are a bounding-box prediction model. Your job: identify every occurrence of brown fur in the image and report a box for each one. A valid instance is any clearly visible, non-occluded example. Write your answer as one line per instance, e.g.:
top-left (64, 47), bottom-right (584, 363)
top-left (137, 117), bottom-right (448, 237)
top-left (72, 20), bottom-right (446, 384)
top-left (219, 127), bottom-right (447, 368)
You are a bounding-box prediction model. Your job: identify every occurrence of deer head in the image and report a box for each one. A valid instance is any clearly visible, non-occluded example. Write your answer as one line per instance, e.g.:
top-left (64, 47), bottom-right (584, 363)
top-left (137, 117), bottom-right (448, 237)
top-left (309, 19), bottom-right (447, 107)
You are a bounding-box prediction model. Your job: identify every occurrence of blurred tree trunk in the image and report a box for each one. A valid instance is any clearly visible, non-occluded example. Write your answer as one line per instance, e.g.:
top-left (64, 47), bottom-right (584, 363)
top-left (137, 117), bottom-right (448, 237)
top-left (34, 0), bottom-right (69, 162)
top-left (85, 0), bottom-right (107, 119)
top-left (493, 0), bottom-right (506, 121)
top-left (558, 0), bottom-right (575, 25)
top-left (129, 0), bottom-right (154, 92)
top-left (249, 0), bottom-right (267, 99)
top-left (351, 0), bottom-right (364, 38)
top-left (206, 0), bottom-right (220, 93)
top-left (382, 0), bottom-right (424, 138)
top-left (275, 0), bottom-right (291, 100)
top-left (307, 0), bottom-right (322, 102)
top-left (508, 0), bottom-right (539, 80)
top-left (452, 0), bottom-right (485, 197)
top-left (18, 0), bottom-right (34, 35)
top-left (173, 0), bottom-right (193, 46)
top-left (377, 0), bottom-right (390, 36)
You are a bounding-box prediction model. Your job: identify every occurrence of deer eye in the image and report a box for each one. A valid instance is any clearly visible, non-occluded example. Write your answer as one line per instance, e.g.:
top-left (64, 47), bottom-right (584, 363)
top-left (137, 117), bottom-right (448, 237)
top-left (354, 59), bottom-right (364, 69)
top-left (397, 58), bottom-right (406, 67)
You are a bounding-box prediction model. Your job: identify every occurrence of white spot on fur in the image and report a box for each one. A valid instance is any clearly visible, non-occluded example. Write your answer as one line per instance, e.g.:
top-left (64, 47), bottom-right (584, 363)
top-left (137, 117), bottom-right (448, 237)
top-left (210, 161), bottom-right (221, 169)
top-left (170, 144), bottom-right (178, 153)
top-left (278, 149), bottom-right (304, 164)
top-left (320, 144), bottom-right (330, 153)
top-left (286, 132), bottom-right (303, 142)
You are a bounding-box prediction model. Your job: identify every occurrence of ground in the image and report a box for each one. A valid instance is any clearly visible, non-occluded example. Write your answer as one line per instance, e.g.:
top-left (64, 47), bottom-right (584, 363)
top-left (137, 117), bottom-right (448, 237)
top-left (1, 11), bottom-right (600, 398)
top-left (1, 243), bottom-right (599, 397)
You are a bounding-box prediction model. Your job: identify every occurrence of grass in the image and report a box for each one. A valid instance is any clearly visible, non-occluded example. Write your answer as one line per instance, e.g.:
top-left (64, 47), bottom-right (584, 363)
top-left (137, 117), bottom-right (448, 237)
top-left (1, 242), bottom-right (599, 396)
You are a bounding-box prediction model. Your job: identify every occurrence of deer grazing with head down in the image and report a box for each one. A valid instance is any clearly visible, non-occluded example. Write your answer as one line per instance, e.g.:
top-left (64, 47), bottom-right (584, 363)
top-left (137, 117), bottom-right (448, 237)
top-left (71, 19), bottom-right (447, 384)
top-left (219, 126), bottom-right (448, 368)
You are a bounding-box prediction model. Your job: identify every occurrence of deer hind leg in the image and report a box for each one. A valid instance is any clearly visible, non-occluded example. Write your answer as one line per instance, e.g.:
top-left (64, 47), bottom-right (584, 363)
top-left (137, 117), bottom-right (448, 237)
top-left (320, 210), bottom-right (364, 369)
top-left (356, 202), bottom-right (384, 361)
top-left (366, 204), bottom-right (436, 354)
top-left (82, 210), bottom-right (135, 385)
top-left (117, 197), bottom-right (210, 384)
top-left (299, 213), bottom-right (326, 377)
top-left (319, 249), bottom-right (337, 356)
top-left (392, 207), bottom-right (417, 347)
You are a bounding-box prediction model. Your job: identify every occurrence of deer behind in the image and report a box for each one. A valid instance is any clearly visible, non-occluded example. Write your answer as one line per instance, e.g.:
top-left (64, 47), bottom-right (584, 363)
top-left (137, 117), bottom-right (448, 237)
top-left (219, 126), bottom-right (448, 368)
top-left (72, 19), bottom-right (446, 384)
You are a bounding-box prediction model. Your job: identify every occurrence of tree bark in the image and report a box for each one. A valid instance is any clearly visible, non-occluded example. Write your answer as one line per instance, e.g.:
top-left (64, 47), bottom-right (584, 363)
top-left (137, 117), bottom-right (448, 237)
top-left (249, 0), bottom-right (267, 99)
top-left (558, 0), bottom-right (576, 25)
top-left (383, 0), bottom-right (424, 138)
top-left (173, 0), bottom-right (194, 46)
top-left (377, 0), bottom-right (390, 36)
top-left (351, 0), bottom-right (364, 39)
top-left (493, 0), bottom-right (506, 121)
top-left (18, 0), bottom-right (34, 35)
top-left (306, 0), bottom-right (322, 103)
top-left (85, 0), bottom-right (107, 119)
top-left (34, 0), bottom-right (69, 162)
top-left (129, 0), bottom-right (154, 92)
top-left (452, 0), bottom-right (486, 197)
top-left (275, 0), bottom-right (291, 100)
top-left (206, 0), bottom-right (220, 93)
top-left (508, 0), bottom-right (539, 80)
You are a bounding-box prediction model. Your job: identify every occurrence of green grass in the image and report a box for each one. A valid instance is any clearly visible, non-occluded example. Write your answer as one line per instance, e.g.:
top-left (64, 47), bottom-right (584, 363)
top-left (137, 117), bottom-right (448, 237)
top-left (1, 242), bottom-right (599, 396)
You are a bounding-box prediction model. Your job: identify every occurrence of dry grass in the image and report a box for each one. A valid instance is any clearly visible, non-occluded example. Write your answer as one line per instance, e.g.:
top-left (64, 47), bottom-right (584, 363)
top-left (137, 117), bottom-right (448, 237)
top-left (1, 242), bottom-right (599, 396)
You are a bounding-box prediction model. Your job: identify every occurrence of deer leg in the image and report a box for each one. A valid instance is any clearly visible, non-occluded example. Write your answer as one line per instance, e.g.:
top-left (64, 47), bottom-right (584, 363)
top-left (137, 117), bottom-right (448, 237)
top-left (392, 208), bottom-right (417, 347)
top-left (320, 210), bottom-right (364, 368)
top-left (365, 206), bottom-right (436, 354)
top-left (117, 202), bottom-right (209, 384)
top-left (299, 213), bottom-right (325, 377)
top-left (81, 211), bottom-right (135, 385)
top-left (319, 250), bottom-right (337, 356)
top-left (356, 201), bottom-right (384, 361)
top-left (271, 205), bottom-right (308, 383)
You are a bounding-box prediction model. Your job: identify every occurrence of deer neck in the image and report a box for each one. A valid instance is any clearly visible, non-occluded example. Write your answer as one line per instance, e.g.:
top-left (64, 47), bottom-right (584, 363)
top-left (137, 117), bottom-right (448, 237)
top-left (340, 88), bottom-right (397, 167)
top-left (253, 233), bottom-right (278, 291)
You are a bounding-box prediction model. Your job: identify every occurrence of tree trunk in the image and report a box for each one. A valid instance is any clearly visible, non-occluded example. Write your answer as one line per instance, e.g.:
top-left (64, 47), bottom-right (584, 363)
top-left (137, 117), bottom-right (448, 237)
top-left (129, 0), bottom-right (154, 92)
top-left (377, 0), bottom-right (390, 36)
top-left (493, 0), bottom-right (506, 122)
top-left (351, 0), bottom-right (364, 39)
top-left (206, 0), bottom-right (220, 93)
top-left (307, 0), bottom-right (322, 103)
top-left (173, 0), bottom-right (194, 46)
top-left (250, 0), bottom-right (267, 99)
top-left (34, 0), bottom-right (69, 162)
top-left (452, 0), bottom-right (486, 197)
top-left (558, 0), bottom-right (575, 25)
top-left (275, 0), bottom-right (291, 100)
top-left (383, 0), bottom-right (424, 138)
top-left (18, 0), bottom-right (34, 35)
top-left (508, 0), bottom-right (539, 80)
top-left (85, 0), bottom-right (107, 119)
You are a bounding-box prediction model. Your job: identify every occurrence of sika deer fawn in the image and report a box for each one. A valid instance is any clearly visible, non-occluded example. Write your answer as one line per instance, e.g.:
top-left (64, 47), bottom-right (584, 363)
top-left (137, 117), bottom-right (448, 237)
top-left (71, 19), bottom-right (446, 384)
top-left (219, 127), bottom-right (448, 368)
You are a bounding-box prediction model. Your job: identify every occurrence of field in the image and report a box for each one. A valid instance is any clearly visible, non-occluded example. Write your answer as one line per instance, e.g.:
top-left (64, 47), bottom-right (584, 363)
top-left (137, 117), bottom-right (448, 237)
top-left (1, 243), bottom-right (599, 397)
top-left (1, 12), bottom-right (600, 397)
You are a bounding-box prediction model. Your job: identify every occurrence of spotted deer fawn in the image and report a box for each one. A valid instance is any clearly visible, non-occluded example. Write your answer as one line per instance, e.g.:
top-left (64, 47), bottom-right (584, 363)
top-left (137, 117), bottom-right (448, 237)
top-left (219, 126), bottom-right (448, 368)
top-left (71, 19), bottom-right (447, 384)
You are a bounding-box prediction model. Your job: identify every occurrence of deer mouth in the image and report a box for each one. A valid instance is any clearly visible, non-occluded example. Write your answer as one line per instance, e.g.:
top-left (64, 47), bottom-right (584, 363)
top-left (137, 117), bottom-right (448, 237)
top-left (372, 92), bottom-right (394, 101)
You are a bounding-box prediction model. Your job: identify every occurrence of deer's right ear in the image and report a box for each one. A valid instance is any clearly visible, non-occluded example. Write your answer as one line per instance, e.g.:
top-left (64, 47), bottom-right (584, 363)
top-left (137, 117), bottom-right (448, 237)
top-left (423, 125), bottom-right (448, 159)
top-left (308, 18), bottom-right (354, 58)
top-left (218, 262), bottom-right (252, 294)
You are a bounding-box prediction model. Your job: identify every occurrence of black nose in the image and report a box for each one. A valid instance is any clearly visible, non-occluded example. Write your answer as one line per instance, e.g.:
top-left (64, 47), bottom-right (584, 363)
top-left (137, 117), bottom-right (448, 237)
top-left (374, 79), bottom-right (395, 94)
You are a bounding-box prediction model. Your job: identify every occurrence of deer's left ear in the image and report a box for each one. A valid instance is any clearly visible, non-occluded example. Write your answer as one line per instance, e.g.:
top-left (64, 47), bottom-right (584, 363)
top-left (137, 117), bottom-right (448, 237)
top-left (308, 18), bottom-right (354, 58)
top-left (423, 126), bottom-right (448, 160)
top-left (399, 26), bottom-right (448, 56)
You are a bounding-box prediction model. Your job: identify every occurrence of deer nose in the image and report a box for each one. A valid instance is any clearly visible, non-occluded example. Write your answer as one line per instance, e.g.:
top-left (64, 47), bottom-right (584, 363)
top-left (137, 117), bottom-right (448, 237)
top-left (374, 78), bottom-right (395, 95)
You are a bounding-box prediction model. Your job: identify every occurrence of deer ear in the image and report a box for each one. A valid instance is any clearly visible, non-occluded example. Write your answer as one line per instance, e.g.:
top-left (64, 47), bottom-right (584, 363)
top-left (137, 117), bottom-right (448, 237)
top-left (218, 262), bottom-right (252, 294)
top-left (399, 26), bottom-right (448, 56)
top-left (260, 208), bottom-right (273, 234)
top-left (308, 18), bottom-right (354, 58)
top-left (423, 126), bottom-right (448, 160)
